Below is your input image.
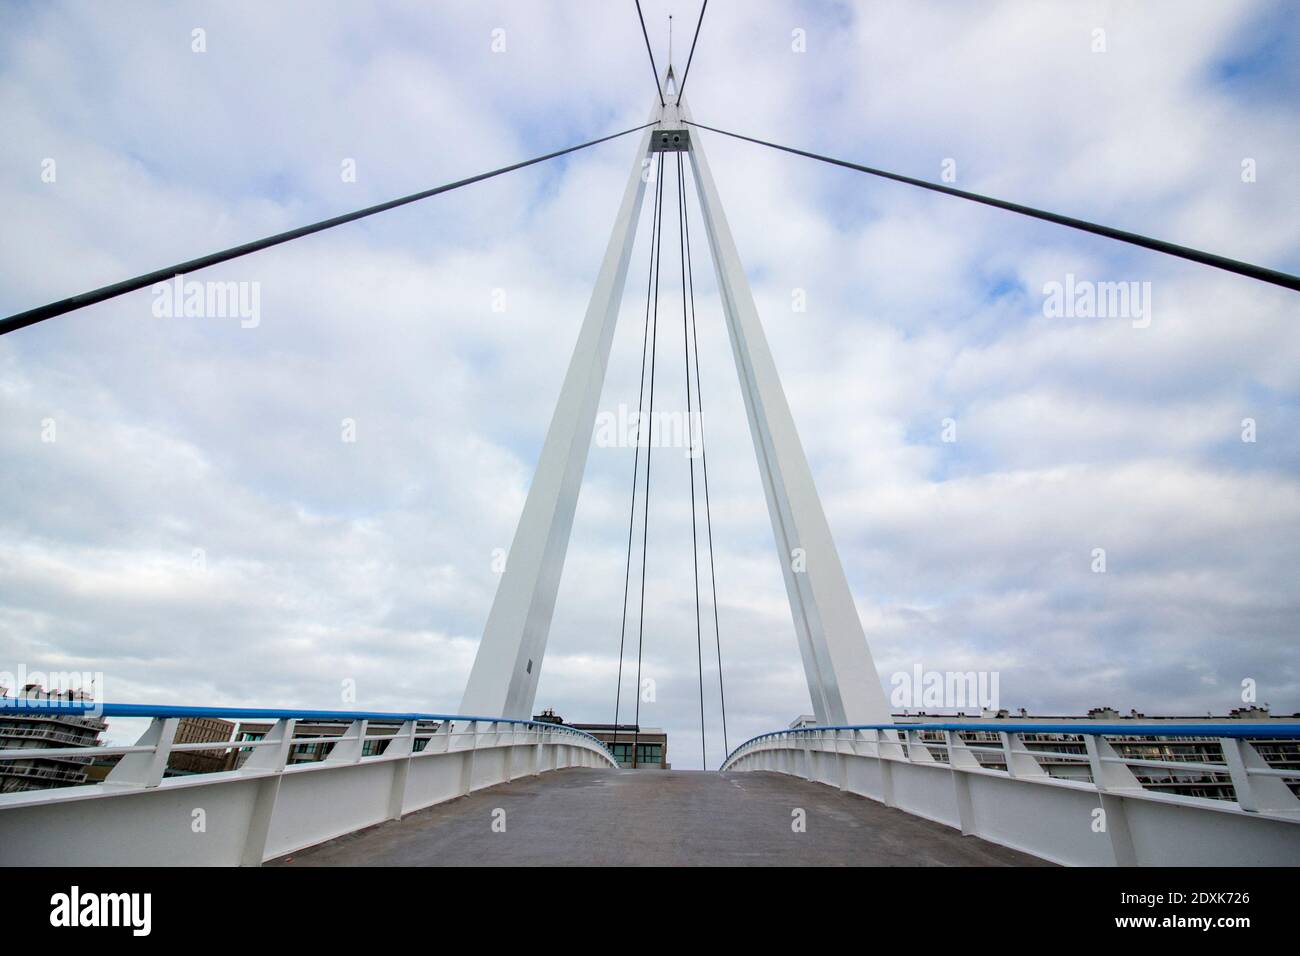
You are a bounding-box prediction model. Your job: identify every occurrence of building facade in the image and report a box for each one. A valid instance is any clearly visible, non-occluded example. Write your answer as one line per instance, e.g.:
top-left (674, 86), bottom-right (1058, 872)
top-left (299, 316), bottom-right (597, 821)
top-left (169, 716), bottom-right (238, 775)
top-left (0, 685), bottom-right (107, 794)
top-left (533, 710), bottom-right (669, 769)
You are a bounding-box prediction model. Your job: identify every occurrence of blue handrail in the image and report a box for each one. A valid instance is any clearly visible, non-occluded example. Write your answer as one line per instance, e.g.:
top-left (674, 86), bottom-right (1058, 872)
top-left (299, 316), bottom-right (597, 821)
top-left (0, 700), bottom-right (615, 756)
top-left (722, 721), bottom-right (1300, 766)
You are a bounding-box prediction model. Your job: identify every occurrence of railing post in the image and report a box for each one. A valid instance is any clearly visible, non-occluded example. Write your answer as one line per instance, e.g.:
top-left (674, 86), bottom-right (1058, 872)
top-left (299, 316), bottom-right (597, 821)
top-left (104, 717), bottom-right (178, 789)
top-left (1084, 734), bottom-right (1139, 866)
top-left (386, 720), bottom-right (417, 821)
top-left (323, 719), bottom-right (367, 764)
top-left (1000, 731), bottom-right (1049, 779)
top-left (239, 718), bottom-right (296, 867)
top-left (877, 730), bottom-right (898, 807)
top-left (1221, 737), bottom-right (1300, 813)
top-left (430, 718), bottom-right (453, 753)
top-left (904, 730), bottom-right (936, 763)
top-left (241, 718), bottom-right (297, 773)
top-left (500, 722), bottom-right (514, 784)
top-left (946, 730), bottom-right (977, 836)
top-left (874, 727), bottom-right (904, 760)
top-left (458, 720), bottom-right (478, 796)
top-left (531, 725), bottom-right (544, 775)
top-left (847, 728), bottom-right (866, 758)
top-left (1084, 734), bottom-right (1143, 791)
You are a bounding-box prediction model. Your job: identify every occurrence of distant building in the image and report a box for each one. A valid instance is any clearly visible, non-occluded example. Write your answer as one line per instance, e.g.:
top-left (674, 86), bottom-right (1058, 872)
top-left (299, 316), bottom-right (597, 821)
top-left (533, 709), bottom-right (669, 769)
top-left (0, 685), bottom-right (107, 794)
top-left (169, 716), bottom-right (238, 775)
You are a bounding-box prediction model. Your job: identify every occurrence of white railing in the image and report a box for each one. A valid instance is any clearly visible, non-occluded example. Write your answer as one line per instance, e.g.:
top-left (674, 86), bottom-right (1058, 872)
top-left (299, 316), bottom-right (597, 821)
top-left (0, 703), bottom-right (616, 866)
top-left (721, 722), bottom-right (1300, 866)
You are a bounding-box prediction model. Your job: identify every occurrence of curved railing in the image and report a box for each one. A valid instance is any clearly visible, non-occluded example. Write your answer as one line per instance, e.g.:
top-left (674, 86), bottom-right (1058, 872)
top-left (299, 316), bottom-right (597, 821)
top-left (721, 721), bottom-right (1300, 866)
top-left (0, 701), bottom-right (617, 865)
top-left (0, 699), bottom-right (616, 753)
top-left (724, 720), bottom-right (1300, 765)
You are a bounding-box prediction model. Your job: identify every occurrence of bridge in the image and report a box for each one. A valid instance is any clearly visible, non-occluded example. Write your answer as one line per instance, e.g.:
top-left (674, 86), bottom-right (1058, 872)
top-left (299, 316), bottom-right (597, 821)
top-left (3, 6), bottom-right (1299, 869)
top-left (3, 700), bottom-right (1298, 866)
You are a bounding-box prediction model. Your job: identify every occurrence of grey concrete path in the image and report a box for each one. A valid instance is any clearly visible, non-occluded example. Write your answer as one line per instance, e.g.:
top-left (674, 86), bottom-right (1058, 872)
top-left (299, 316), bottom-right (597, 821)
top-left (272, 769), bottom-right (1050, 866)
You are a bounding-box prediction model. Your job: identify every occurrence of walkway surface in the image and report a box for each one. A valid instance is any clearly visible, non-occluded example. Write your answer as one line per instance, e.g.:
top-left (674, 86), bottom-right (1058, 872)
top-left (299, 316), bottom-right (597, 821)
top-left (272, 769), bottom-right (1050, 866)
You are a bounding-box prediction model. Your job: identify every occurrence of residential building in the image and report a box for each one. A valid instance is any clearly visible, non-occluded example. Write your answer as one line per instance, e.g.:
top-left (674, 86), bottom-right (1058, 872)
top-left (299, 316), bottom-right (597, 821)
top-left (0, 685), bottom-right (107, 794)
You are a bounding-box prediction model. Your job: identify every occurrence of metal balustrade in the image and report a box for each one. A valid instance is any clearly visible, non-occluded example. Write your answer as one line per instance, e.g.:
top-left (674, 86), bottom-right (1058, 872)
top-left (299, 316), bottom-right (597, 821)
top-left (5, 703), bottom-right (1298, 866)
top-left (0, 702), bottom-right (617, 865)
top-left (721, 722), bottom-right (1300, 865)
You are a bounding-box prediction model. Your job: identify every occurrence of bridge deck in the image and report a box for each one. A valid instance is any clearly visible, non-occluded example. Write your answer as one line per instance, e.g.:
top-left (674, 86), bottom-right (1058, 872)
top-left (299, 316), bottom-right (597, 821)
top-left (272, 769), bottom-right (1050, 866)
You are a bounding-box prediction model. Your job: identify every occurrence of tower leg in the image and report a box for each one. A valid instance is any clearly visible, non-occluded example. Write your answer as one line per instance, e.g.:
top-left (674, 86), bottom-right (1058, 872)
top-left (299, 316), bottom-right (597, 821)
top-left (682, 100), bottom-right (889, 725)
top-left (460, 117), bottom-right (657, 719)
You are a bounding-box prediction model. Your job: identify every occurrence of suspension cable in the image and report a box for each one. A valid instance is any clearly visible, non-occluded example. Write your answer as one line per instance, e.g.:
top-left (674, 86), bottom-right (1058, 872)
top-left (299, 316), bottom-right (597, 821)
top-left (680, 153), bottom-right (729, 764)
top-left (683, 121), bottom-right (1300, 293)
top-left (677, 152), bottom-right (707, 770)
top-left (612, 152), bottom-right (665, 763)
top-left (634, 1), bottom-right (666, 108)
top-left (632, 152), bottom-right (667, 769)
top-left (0, 123), bottom-right (658, 337)
top-left (677, 1), bottom-right (708, 100)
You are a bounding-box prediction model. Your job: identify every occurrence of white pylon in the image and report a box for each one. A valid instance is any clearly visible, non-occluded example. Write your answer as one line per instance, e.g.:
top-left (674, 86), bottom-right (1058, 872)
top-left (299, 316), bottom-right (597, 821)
top-left (461, 81), bottom-right (888, 727)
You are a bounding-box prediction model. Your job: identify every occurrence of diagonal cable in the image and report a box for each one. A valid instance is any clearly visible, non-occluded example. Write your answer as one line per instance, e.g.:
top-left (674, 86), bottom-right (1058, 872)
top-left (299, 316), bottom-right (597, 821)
top-left (677, 151), bottom-right (707, 770)
top-left (634, 0), bottom-right (666, 108)
top-left (632, 151), bottom-right (667, 769)
top-left (613, 151), bottom-right (666, 764)
top-left (1, 122), bottom-right (657, 336)
top-left (677, 1), bottom-right (708, 100)
top-left (684, 120), bottom-right (1300, 292)
top-left (680, 153), bottom-right (729, 765)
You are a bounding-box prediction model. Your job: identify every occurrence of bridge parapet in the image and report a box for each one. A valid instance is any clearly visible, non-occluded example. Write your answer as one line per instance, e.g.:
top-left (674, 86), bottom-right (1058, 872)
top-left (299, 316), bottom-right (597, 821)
top-left (721, 722), bottom-right (1300, 866)
top-left (0, 702), bottom-right (617, 865)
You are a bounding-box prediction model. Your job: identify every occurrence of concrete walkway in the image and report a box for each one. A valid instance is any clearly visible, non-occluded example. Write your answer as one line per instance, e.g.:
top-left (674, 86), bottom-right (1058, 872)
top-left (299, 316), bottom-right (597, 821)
top-left (272, 769), bottom-right (1050, 866)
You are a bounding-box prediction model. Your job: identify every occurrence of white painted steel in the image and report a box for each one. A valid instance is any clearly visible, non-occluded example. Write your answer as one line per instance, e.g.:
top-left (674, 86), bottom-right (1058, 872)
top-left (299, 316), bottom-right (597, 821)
top-left (0, 717), bottom-right (616, 866)
top-left (459, 103), bottom-right (658, 720)
top-left (682, 98), bottom-right (889, 726)
top-left (462, 79), bottom-right (893, 729)
top-left (721, 727), bottom-right (1300, 866)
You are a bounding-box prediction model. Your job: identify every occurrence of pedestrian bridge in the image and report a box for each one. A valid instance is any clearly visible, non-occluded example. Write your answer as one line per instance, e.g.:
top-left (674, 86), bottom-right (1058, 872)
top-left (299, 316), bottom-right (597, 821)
top-left (2, 702), bottom-right (1297, 866)
top-left (6, 37), bottom-right (1299, 872)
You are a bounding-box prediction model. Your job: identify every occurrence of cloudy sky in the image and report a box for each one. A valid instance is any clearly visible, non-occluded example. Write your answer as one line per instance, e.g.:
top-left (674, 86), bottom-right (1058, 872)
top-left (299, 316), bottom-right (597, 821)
top-left (1, 1), bottom-right (1297, 768)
